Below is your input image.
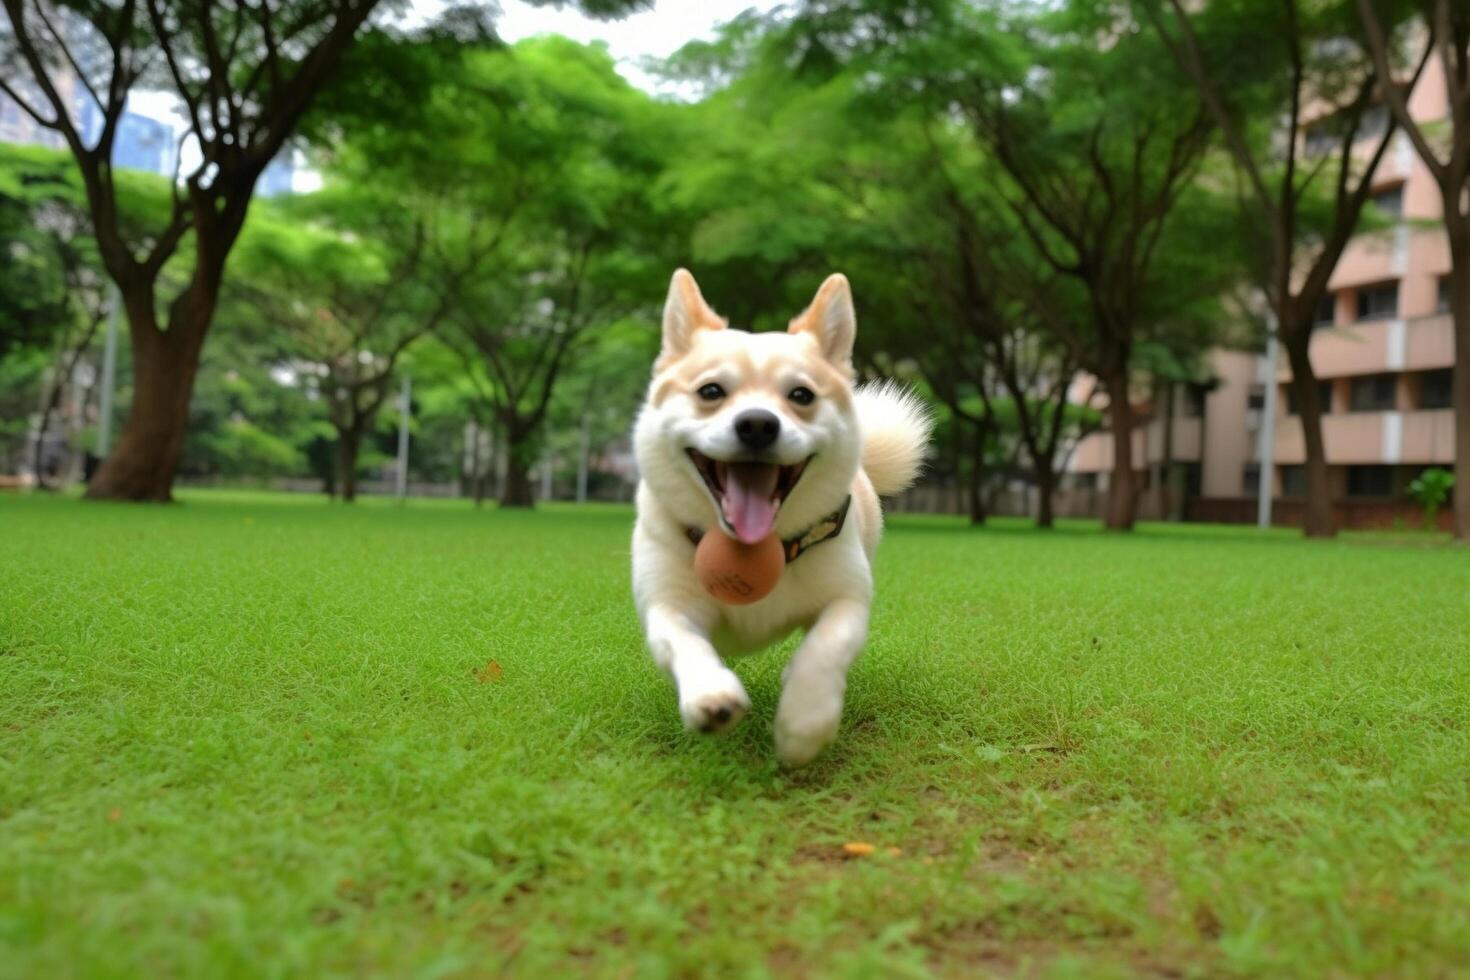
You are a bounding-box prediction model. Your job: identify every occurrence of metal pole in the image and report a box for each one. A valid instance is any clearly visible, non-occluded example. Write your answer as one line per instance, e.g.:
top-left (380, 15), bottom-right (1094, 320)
top-left (97, 284), bottom-right (120, 458)
top-left (395, 375), bottom-right (411, 502)
top-left (1257, 316), bottom-right (1279, 529)
top-left (540, 450), bottom-right (553, 501)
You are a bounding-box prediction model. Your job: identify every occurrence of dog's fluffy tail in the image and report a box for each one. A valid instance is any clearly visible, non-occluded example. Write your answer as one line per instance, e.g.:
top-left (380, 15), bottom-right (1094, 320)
top-left (854, 381), bottom-right (933, 497)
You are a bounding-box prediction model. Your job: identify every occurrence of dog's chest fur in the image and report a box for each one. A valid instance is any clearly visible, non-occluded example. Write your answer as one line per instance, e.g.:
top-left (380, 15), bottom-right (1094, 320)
top-left (707, 527), bottom-right (873, 655)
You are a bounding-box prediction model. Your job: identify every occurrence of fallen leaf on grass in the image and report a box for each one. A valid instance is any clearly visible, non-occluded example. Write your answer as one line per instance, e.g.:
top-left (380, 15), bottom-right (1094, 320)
top-left (475, 661), bottom-right (504, 683)
top-left (107, 807), bottom-right (122, 823)
top-left (842, 841), bottom-right (876, 858)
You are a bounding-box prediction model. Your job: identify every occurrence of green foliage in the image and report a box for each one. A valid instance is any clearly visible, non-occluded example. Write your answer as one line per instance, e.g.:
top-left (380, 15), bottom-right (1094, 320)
top-left (198, 419), bottom-right (306, 478)
top-left (316, 34), bottom-right (674, 500)
top-left (1408, 467), bottom-right (1455, 530)
top-left (0, 145), bottom-right (73, 361)
top-left (177, 311), bottom-right (328, 483)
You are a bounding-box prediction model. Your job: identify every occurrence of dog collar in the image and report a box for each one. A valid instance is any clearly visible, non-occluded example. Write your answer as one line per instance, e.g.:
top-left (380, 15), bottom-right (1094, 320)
top-left (684, 496), bottom-right (852, 564)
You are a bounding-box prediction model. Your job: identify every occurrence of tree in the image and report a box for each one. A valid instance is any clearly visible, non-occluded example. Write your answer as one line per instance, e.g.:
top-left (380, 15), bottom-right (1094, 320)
top-left (230, 194), bottom-right (444, 501)
top-left (0, 0), bottom-right (387, 499)
top-left (0, 142), bottom-right (172, 485)
top-left (894, 138), bottom-right (1104, 529)
top-left (940, 4), bottom-right (1215, 531)
top-left (661, 7), bottom-right (1112, 526)
top-left (1356, 0), bottom-right (1470, 539)
top-left (542, 318), bottom-right (658, 502)
top-left (333, 37), bottom-right (670, 507)
top-left (0, 145), bottom-right (72, 364)
top-left (765, 0), bottom-right (1219, 530)
top-left (0, 144), bottom-right (99, 486)
top-left (0, 0), bottom-right (649, 502)
top-left (1141, 0), bottom-right (1431, 537)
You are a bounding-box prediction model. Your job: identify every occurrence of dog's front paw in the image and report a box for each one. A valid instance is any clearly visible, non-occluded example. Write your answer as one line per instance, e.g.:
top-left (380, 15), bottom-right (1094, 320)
top-left (679, 669), bottom-right (751, 734)
top-left (774, 679), bottom-right (844, 767)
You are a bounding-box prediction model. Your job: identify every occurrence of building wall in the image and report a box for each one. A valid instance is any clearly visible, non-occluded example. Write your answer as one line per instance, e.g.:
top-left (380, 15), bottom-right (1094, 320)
top-left (1200, 350), bottom-right (1259, 498)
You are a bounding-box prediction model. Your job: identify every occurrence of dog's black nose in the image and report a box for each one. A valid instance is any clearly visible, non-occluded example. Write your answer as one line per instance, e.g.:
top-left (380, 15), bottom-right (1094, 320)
top-left (733, 409), bottom-right (781, 451)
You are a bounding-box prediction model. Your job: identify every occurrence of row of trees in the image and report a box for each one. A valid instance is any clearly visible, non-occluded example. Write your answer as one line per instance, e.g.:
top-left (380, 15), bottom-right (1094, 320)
top-left (2, 0), bottom-right (1467, 537)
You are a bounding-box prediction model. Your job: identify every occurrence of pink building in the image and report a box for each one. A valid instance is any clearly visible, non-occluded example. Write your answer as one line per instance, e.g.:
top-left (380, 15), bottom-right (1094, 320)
top-left (1067, 51), bottom-right (1456, 529)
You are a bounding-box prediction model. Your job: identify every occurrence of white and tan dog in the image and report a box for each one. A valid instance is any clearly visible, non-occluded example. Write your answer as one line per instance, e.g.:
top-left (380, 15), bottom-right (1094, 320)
top-left (631, 269), bottom-right (931, 765)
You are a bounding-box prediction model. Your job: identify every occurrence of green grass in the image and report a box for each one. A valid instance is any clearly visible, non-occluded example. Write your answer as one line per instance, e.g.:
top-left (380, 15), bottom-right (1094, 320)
top-left (2, 491), bottom-right (1469, 978)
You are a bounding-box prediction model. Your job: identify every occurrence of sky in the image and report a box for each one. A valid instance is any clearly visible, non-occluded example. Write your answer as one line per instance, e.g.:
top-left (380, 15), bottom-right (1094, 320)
top-left (493, 0), bottom-right (776, 91)
top-left (127, 0), bottom-right (779, 189)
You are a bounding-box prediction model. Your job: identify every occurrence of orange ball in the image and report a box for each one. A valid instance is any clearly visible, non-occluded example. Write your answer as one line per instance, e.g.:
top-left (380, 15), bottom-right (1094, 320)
top-left (694, 531), bottom-right (784, 605)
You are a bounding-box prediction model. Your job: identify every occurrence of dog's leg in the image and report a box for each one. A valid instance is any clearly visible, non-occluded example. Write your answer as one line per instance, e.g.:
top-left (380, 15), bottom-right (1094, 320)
top-left (774, 598), bottom-right (869, 766)
top-left (645, 604), bottom-right (750, 734)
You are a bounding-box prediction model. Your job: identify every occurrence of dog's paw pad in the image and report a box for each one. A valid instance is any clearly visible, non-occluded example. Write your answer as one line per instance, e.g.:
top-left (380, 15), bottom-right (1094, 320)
top-left (681, 681), bottom-right (750, 735)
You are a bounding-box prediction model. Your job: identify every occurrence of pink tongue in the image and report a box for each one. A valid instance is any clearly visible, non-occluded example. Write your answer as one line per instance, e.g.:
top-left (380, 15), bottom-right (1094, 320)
top-left (722, 463), bottom-right (781, 544)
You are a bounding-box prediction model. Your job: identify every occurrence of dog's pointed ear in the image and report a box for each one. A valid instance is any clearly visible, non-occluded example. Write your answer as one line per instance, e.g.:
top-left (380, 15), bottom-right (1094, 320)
top-left (659, 269), bottom-right (725, 365)
top-left (789, 273), bottom-right (855, 369)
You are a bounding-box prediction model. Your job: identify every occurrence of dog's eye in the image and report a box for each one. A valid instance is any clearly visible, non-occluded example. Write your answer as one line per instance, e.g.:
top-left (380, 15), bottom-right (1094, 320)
top-left (697, 382), bottom-right (726, 402)
top-left (788, 386), bottom-right (816, 406)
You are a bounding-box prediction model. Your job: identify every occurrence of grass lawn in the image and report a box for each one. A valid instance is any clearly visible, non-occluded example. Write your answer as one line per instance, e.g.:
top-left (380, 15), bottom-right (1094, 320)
top-left (2, 491), bottom-right (1468, 978)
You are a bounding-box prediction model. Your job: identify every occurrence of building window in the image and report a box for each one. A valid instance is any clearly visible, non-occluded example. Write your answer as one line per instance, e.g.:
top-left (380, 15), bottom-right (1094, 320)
top-left (1420, 369), bottom-right (1453, 410)
top-left (1307, 105), bottom-right (1389, 154)
top-left (1360, 104), bottom-right (1390, 140)
top-left (1183, 463), bottom-right (1202, 499)
top-left (1370, 184), bottom-right (1403, 218)
top-left (1287, 381), bottom-right (1334, 415)
top-left (1180, 383), bottom-right (1208, 418)
top-left (1440, 277), bottom-right (1453, 314)
top-left (1356, 282), bottom-right (1399, 321)
top-left (1349, 374), bottom-right (1397, 412)
top-left (1304, 121), bottom-right (1338, 157)
top-left (1314, 293), bottom-right (1336, 328)
top-left (1242, 463), bottom-right (1261, 495)
top-left (1346, 465), bottom-right (1393, 498)
top-left (1281, 465), bottom-right (1308, 498)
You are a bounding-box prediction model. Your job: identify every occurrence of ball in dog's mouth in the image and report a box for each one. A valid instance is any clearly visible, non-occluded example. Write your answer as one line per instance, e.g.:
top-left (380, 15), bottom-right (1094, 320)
top-left (686, 449), bottom-right (810, 544)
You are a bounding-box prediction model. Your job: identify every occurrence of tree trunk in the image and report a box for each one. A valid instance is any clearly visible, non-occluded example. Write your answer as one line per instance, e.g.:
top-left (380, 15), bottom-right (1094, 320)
top-left (337, 426), bottom-right (362, 504)
top-left (32, 369), bottom-right (65, 492)
top-left (1104, 372), bottom-right (1137, 531)
top-left (1284, 334), bottom-right (1336, 538)
top-left (1449, 231), bottom-right (1470, 541)
top-left (1034, 459), bottom-right (1057, 530)
top-left (84, 319), bottom-right (206, 502)
top-left (500, 437), bottom-right (536, 508)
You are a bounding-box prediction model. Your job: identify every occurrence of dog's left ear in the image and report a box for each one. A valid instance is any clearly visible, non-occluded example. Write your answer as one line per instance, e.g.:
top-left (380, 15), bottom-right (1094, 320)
top-left (789, 273), bottom-right (856, 369)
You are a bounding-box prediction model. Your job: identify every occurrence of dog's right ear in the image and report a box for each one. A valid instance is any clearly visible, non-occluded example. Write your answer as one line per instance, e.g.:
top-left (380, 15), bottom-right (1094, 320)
top-left (659, 269), bottom-right (725, 367)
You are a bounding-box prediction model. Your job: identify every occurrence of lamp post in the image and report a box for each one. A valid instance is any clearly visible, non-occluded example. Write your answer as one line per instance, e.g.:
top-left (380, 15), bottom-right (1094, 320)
top-left (1257, 316), bottom-right (1279, 529)
top-left (395, 375), bottom-right (411, 503)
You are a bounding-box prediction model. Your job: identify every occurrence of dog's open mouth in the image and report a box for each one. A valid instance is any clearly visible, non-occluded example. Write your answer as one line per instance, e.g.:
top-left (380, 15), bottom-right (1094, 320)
top-left (686, 450), bottom-right (811, 544)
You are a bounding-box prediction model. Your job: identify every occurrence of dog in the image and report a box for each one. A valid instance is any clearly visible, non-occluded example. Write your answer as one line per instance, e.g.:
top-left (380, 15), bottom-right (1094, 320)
top-left (631, 269), bottom-right (932, 765)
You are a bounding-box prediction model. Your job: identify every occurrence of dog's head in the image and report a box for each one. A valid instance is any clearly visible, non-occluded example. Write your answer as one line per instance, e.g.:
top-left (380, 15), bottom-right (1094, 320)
top-left (634, 269), bottom-right (862, 543)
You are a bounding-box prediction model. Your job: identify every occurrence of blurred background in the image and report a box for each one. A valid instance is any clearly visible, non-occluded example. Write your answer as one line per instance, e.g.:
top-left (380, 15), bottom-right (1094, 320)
top-left (1, 0), bottom-right (1464, 538)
